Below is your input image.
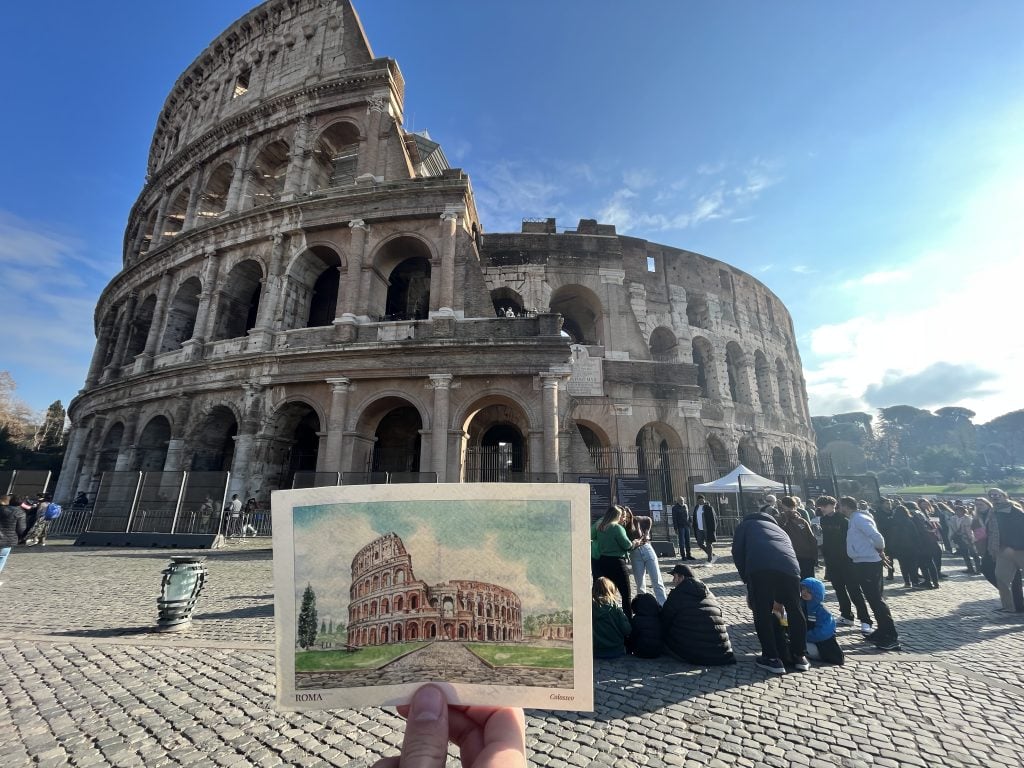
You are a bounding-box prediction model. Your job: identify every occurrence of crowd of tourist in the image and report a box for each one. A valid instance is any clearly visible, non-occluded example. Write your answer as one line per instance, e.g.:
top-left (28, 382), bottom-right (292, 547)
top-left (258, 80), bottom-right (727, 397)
top-left (591, 487), bottom-right (1024, 674)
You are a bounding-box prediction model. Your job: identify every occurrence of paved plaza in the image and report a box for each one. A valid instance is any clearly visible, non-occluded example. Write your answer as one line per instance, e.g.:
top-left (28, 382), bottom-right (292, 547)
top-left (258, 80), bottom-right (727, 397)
top-left (2, 539), bottom-right (1023, 768)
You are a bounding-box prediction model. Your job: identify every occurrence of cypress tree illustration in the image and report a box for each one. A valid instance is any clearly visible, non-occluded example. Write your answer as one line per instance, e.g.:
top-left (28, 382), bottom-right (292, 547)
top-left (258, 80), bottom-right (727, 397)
top-left (298, 584), bottom-right (318, 649)
top-left (328, 619), bottom-right (334, 634)
top-left (321, 619), bottom-right (327, 635)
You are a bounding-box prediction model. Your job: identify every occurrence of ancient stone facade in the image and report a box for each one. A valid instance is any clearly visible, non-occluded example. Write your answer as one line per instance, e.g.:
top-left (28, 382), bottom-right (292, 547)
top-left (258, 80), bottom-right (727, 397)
top-left (57, 0), bottom-right (815, 506)
top-left (348, 533), bottom-right (522, 646)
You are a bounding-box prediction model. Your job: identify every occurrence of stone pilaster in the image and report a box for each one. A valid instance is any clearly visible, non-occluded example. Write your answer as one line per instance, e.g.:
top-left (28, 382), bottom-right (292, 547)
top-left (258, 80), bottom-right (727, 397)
top-left (322, 377), bottom-right (352, 472)
top-left (135, 271), bottom-right (174, 373)
top-left (282, 116), bottom-right (310, 200)
top-left (182, 167), bottom-right (203, 230)
top-left (428, 374), bottom-right (453, 481)
top-left (225, 139), bottom-right (250, 213)
top-left (337, 219), bottom-right (368, 323)
top-left (102, 293), bottom-right (138, 381)
top-left (434, 212), bottom-right (458, 315)
top-left (539, 372), bottom-right (564, 477)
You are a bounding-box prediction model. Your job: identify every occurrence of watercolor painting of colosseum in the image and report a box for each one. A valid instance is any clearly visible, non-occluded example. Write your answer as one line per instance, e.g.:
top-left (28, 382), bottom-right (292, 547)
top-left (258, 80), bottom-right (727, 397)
top-left (272, 483), bottom-right (593, 711)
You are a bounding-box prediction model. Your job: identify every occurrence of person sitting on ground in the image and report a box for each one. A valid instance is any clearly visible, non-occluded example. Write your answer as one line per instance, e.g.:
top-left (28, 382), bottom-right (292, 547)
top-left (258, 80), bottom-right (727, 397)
top-left (627, 593), bottom-right (663, 658)
top-left (592, 577), bottom-right (631, 659)
top-left (799, 577), bottom-right (844, 665)
top-left (660, 564), bottom-right (736, 666)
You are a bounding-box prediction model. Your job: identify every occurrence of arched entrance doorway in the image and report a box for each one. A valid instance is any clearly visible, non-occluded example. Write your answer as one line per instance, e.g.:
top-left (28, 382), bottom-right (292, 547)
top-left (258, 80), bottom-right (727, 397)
top-left (135, 416), bottom-right (172, 471)
top-left (267, 402), bottom-right (322, 489)
top-left (462, 399), bottom-right (531, 482)
top-left (372, 405), bottom-right (423, 473)
top-left (190, 406), bottom-right (238, 471)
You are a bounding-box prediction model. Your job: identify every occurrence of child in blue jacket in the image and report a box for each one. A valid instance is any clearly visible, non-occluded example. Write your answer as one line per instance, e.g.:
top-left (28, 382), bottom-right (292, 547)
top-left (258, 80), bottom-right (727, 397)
top-left (799, 577), bottom-right (845, 665)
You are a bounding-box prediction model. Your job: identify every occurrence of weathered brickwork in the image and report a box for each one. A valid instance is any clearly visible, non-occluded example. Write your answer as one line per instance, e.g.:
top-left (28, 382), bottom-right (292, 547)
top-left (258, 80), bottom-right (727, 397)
top-left (58, 0), bottom-right (815, 506)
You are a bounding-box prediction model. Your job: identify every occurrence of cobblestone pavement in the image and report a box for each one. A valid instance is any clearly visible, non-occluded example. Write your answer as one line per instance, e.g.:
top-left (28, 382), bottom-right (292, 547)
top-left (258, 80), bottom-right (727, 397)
top-left (1, 539), bottom-right (1023, 767)
top-left (297, 641), bottom-right (573, 690)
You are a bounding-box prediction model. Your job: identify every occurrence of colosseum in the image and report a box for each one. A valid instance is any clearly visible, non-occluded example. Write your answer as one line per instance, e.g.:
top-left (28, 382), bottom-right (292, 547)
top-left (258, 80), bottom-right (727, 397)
top-left (347, 533), bottom-right (522, 646)
top-left (56, 0), bottom-right (816, 524)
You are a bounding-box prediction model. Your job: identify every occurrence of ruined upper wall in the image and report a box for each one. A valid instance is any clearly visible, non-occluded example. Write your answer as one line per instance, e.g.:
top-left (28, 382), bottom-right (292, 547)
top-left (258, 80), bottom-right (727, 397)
top-left (147, 0), bottom-right (384, 177)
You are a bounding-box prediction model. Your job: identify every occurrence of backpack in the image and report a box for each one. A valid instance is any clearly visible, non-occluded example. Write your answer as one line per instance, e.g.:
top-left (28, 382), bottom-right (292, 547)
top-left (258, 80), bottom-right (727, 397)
top-left (44, 502), bottom-right (63, 520)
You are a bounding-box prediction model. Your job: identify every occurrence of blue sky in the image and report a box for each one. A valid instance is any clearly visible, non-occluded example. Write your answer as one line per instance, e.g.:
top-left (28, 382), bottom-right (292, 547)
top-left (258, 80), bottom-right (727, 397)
top-left (3, 1), bottom-right (1023, 423)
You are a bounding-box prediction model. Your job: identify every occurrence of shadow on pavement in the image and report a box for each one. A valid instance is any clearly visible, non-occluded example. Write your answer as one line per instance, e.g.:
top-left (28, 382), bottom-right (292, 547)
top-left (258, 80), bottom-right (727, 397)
top-left (195, 603), bottom-right (274, 620)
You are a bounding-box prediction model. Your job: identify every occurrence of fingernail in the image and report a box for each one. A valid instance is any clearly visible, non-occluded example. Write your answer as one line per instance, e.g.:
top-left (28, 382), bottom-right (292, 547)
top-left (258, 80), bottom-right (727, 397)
top-left (411, 685), bottom-right (444, 722)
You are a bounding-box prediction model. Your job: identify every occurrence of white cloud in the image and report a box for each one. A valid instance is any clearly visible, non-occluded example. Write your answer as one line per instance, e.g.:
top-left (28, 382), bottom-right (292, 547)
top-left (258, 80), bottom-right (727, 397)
top-left (841, 268), bottom-right (911, 289)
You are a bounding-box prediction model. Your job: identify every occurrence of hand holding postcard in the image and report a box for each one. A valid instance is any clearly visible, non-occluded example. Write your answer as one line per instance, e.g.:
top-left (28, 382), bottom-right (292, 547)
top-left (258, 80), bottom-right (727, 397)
top-left (272, 483), bottom-right (593, 711)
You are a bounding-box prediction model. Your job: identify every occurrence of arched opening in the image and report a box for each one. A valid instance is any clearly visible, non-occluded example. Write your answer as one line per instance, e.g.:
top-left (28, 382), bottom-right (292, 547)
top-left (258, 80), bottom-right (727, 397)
top-left (160, 278), bottom-right (202, 352)
top-left (490, 287), bottom-right (524, 317)
top-left (771, 447), bottom-right (789, 481)
top-left (267, 402), bottom-right (321, 490)
top-left (96, 423), bottom-right (125, 475)
top-left (162, 188), bottom-right (190, 239)
top-left (754, 350), bottom-right (774, 410)
top-left (197, 162), bottom-right (233, 220)
top-left (135, 416), bottom-right (172, 471)
top-left (247, 139), bottom-right (290, 207)
top-left (385, 257), bottom-right (431, 321)
top-left (393, 624), bottom-right (402, 642)
top-left (280, 246), bottom-right (343, 330)
top-left (372, 405), bottom-right (423, 473)
top-left (463, 398), bottom-right (532, 481)
top-left (707, 435), bottom-right (729, 475)
top-left (308, 266), bottom-right (340, 328)
top-left (137, 208), bottom-right (158, 257)
top-left (125, 294), bottom-right (158, 361)
top-left (407, 623), bottom-right (418, 640)
top-left (369, 237), bottom-right (433, 320)
top-left (212, 260), bottom-right (263, 340)
top-left (649, 326), bottom-right (678, 363)
top-left (725, 342), bottom-right (751, 405)
top-left (190, 406), bottom-right (238, 471)
top-left (691, 337), bottom-right (716, 399)
top-left (308, 121), bottom-right (361, 190)
top-left (635, 423), bottom-right (682, 504)
top-left (776, 359), bottom-right (793, 414)
top-left (737, 437), bottom-right (763, 474)
top-left (686, 294), bottom-right (710, 329)
top-left (791, 447), bottom-right (806, 480)
top-left (549, 285), bottom-right (602, 345)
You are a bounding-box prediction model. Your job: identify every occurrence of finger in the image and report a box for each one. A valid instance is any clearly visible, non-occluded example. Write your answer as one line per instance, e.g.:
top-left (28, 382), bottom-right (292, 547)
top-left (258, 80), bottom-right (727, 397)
top-left (397, 684), bottom-right (450, 768)
top-left (449, 707), bottom-right (526, 767)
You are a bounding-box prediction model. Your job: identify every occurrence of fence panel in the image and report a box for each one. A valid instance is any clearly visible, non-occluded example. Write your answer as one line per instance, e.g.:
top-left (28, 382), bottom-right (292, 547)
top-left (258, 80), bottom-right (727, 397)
top-left (389, 472), bottom-right (437, 484)
top-left (292, 472), bottom-right (341, 489)
top-left (46, 504), bottom-right (94, 537)
top-left (178, 472), bottom-right (230, 535)
top-left (0, 470), bottom-right (12, 496)
top-left (129, 472), bottom-right (185, 533)
top-left (342, 472), bottom-right (389, 486)
top-left (8, 470), bottom-right (52, 500)
top-left (88, 472), bottom-right (143, 532)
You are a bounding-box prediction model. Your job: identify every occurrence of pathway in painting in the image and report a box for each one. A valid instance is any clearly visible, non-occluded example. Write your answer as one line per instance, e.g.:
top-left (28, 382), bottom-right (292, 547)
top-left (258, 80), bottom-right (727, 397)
top-left (296, 641), bottom-right (573, 689)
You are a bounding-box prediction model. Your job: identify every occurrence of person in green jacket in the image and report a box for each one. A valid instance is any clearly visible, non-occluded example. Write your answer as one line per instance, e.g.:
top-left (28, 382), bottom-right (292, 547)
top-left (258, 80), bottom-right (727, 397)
top-left (591, 505), bottom-right (641, 617)
top-left (592, 577), bottom-right (631, 659)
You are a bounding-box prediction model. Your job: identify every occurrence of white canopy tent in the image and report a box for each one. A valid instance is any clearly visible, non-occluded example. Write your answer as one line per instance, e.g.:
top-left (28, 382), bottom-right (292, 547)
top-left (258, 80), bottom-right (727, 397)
top-left (693, 464), bottom-right (787, 494)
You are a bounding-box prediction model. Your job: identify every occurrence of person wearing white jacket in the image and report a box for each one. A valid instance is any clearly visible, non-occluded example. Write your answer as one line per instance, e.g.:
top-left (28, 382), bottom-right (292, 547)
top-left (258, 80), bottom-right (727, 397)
top-left (842, 496), bottom-right (900, 651)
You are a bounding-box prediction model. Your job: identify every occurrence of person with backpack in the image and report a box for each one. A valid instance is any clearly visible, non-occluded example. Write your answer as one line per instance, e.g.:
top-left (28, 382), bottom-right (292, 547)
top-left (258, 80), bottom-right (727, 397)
top-left (25, 495), bottom-right (61, 546)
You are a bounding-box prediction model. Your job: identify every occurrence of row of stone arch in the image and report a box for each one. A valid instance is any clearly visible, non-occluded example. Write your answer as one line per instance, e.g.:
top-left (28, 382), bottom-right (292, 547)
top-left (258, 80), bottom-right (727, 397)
top-left (350, 595), bottom-right (520, 624)
top-left (97, 236), bottom-right (432, 382)
top-left (133, 120), bottom-right (363, 259)
top-left (349, 620), bottom-right (520, 647)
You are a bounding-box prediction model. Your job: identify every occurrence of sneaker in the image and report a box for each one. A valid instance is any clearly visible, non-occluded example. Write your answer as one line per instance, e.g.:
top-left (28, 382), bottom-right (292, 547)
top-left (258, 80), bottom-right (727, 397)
top-left (863, 630), bottom-right (880, 642)
top-left (836, 616), bottom-right (853, 627)
top-left (708, 555), bottom-right (717, 564)
top-left (874, 637), bottom-right (902, 651)
top-left (860, 622), bottom-right (873, 635)
top-left (938, 573), bottom-right (949, 580)
top-left (755, 656), bottom-right (786, 675)
top-left (793, 656), bottom-right (811, 672)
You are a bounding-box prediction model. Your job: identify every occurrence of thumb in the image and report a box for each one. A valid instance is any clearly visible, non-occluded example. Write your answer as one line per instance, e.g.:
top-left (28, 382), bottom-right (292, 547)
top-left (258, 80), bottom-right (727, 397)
top-left (399, 685), bottom-right (450, 768)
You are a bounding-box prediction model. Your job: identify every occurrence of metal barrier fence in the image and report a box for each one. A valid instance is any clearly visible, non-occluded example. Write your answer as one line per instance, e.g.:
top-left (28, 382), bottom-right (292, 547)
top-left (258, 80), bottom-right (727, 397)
top-left (81, 471), bottom-right (230, 536)
top-left (0, 469), bottom-right (52, 500)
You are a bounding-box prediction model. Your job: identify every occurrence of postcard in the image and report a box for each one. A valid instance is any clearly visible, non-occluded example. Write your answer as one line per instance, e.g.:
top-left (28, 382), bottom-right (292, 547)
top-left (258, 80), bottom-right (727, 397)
top-left (272, 483), bottom-right (594, 712)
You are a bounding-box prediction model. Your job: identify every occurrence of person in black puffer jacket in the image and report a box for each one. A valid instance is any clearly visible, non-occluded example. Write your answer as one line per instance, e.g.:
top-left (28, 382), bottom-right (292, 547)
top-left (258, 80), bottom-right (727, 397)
top-left (1, 494), bottom-right (28, 583)
top-left (660, 564), bottom-right (735, 665)
top-left (628, 593), bottom-right (663, 658)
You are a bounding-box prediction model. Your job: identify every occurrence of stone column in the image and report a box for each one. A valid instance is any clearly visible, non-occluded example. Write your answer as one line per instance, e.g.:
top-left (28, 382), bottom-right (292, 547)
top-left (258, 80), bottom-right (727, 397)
top-left (225, 139), bottom-right (250, 213)
top-left (337, 219), bottom-right (368, 322)
top-left (228, 385), bottom-right (262, 498)
top-left (185, 250), bottom-right (221, 356)
top-left (149, 192), bottom-right (171, 248)
top-left (129, 217), bottom-right (149, 261)
top-left (435, 212), bottom-right (458, 314)
top-left (322, 378), bottom-right (352, 473)
top-left (182, 167), bottom-right (203, 230)
top-left (103, 293), bottom-right (137, 381)
top-left (249, 234), bottom-right (286, 350)
top-left (85, 315), bottom-right (117, 387)
top-left (81, 414), bottom-right (109, 499)
top-left (135, 271), bottom-right (174, 373)
top-left (540, 373), bottom-right (562, 477)
top-left (163, 397), bottom-right (192, 472)
top-left (429, 374), bottom-right (453, 481)
top-left (361, 95), bottom-right (386, 179)
top-left (282, 116), bottom-right (310, 200)
top-left (114, 410), bottom-right (141, 471)
top-left (53, 423), bottom-right (90, 502)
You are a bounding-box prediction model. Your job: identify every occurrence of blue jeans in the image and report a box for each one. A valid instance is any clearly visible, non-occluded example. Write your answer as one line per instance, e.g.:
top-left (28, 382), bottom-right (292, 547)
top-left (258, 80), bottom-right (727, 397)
top-left (629, 543), bottom-right (667, 605)
top-left (676, 526), bottom-right (691, 557)
top-left (0, 546), bottom-right (10, 575)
